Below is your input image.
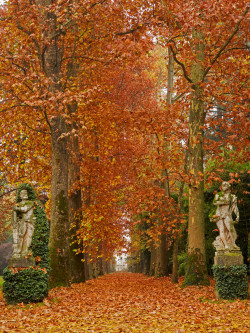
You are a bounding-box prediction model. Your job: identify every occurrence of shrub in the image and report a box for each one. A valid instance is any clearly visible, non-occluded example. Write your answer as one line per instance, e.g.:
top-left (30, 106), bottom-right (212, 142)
top-left (212, 265), bottom-right (249, 300)
top-left (3, 267), bottom-right (48, 304)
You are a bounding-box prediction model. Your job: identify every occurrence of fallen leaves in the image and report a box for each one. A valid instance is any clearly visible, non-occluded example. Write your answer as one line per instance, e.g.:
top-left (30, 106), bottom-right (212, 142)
top-left (0, 272), bottom-right (249, 332)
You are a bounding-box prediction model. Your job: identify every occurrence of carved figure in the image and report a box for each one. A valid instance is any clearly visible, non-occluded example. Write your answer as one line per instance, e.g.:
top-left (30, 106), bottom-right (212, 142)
top-left (12, 189), bottom-right (36, 257)
top-left (210, 181), bottom-right (240, 251)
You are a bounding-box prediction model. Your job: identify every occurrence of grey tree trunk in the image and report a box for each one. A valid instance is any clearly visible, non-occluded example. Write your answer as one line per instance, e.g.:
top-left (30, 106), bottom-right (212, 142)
top-left (68, 132), bottom-right (85, 283)
top-left (183, 30), bottom-right (209, 286)
top-left (155, 48), bottom-right (174, 277)
top-left (49, 117), bottom-right (71, 287)
top-left (36, 0), bottom-right (84, 287)
top-left (155, 233), bottom-right (169, 277)
top-left (149, 241), bottom-right (156, 276)
top-left (172, 152), bottom-right (188, 283)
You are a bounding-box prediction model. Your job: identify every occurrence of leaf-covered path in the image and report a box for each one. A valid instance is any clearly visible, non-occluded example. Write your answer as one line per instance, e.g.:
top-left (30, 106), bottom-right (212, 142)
top-left (0, 272), bottom-right (249, 332)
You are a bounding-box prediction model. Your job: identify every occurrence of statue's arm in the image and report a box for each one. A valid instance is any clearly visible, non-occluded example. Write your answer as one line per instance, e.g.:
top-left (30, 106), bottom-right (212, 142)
top-left (14, 202), bottom-right (33, 213)
top-left (213, 194), bottom-right (228, 206)
top-left (232, 196), bottom-right (240, 223)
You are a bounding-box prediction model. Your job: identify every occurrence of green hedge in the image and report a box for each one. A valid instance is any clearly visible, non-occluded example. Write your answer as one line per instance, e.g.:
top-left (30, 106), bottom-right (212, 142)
top-left (3, 267), bottom-right (48, 304)
top-left (213, 265), bottom-right (249, 300)
top-left (15, 183), bottom-right (50, 270)
top-left (3, 184), bottom-right (50, 304)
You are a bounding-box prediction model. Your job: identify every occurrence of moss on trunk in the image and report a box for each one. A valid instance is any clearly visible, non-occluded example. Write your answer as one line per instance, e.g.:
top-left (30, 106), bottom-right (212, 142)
top-left (182, 248), bottom-right (209, 286)
top-left (49, 190), bottom-right (71, 288)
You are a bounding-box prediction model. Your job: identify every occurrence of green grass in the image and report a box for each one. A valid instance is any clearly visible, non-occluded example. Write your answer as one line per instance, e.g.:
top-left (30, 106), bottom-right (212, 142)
top-left (0, 276), bottom-right (4, 287)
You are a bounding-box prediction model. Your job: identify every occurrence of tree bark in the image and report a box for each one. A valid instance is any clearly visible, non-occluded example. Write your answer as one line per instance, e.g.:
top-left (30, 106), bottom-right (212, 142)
top-left (36, 0), bottom-right (84, 286)
top-left (172, 151), bottom-right (188, 283)
top-left (172, 235), bottom-right (179, 283)
top-left (149, 241), bottom-right (156, 276)
top-left (183, 29), bottom-right (209, 286)
top-left (155, 48), bottom-right (174, 277)
top-left (68, 133), bottom-right (85, 283)
top-left (155, 233), bottom-right (169, 277)
top-left (49, 116), bottom-right (71, 287)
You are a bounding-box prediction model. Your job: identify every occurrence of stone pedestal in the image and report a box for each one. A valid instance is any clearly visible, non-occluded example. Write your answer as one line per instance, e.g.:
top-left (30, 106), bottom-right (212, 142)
top-left (214, 250), bottom-right (244, 266)
top-left (9, 255), bottom-right (35, 268)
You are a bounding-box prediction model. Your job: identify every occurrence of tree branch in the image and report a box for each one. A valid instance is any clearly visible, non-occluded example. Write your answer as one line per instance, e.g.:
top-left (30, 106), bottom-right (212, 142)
top-left (169, 45), bottom-right (193, 84)
top-left (0, 188), bottom-right (16, 199)
top-left (203, 6), bottom-right (249, 80)
top-left (43, 110), bottom-right (52, 133)
top-left (23, 121), bottom-right (50, 135)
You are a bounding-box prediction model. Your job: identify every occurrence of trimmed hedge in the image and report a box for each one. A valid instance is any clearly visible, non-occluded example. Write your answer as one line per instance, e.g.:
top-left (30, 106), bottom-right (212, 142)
top-left (213, 265), bottom-right (249, 300)
top-left (31, 205), bottom-right (50, 270)
top-left (3, 267), bottom-right (48, 304)
top-left (3, 184), bottom-right (50, 304)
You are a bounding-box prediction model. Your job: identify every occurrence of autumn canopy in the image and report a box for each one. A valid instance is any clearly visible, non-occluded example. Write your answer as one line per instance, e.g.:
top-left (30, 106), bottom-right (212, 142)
top-left (0, 0), bottom-right (249, 288)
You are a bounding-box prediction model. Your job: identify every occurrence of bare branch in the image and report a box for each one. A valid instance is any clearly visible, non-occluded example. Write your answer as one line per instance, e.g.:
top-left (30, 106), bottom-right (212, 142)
top-left (169, 45), bottom-right (193, 84)
top-left (23, 121), bottom-right (50, 135)
top-left (0, 104), bottom-right (26, 113)
top-left (172, 92), bottom-right (186, 102)
top-left (43, 110), bottom-right (52, 133)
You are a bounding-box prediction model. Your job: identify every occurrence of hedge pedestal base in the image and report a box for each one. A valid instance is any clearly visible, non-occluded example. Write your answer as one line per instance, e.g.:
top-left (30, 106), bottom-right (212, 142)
top-left (213, 249), bottom-right (248, 300)
top-left (214, 250), bottom-right (243, 266)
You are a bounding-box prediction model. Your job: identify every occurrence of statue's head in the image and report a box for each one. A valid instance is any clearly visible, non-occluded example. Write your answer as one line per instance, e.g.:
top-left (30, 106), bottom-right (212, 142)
top-left (16, 184), bottom-right (37, 203)
top-left (19, 189), bottom-right (29, 201)
top-left (221, 181), bottom-right (231, 192)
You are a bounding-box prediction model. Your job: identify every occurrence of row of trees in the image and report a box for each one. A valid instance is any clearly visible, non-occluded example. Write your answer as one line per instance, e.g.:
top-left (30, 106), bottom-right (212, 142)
top-left (0, 0), bottom-right (249, 286)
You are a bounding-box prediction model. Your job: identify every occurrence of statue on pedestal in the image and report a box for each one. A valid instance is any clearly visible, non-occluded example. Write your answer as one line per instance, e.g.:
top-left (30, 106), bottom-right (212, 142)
top-left (3, 184), bottom-right (50, 304)
top-left (210, 181), bottom-right (243, 266)
top-left (210, 181), bottom-right (239, 251)
top-left (10, 189), bottom-right (36, 266)
top-left (211, 182), bottom-right (248, 300)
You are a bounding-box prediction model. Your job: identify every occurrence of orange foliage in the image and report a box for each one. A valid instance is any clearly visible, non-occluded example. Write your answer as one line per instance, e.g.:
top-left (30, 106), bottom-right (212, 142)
top-left (0, 273), bottom-right (249, 332)
top-left (0, 190), bottom-right (15, 243)
top-left (0, 0), bottom-right (249, 260)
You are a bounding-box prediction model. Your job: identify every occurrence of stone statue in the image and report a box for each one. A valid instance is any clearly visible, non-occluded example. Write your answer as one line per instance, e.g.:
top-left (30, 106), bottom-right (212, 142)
top-left (210, 181), bottom-right (240, 251)
top-left (12, 189), bottom-right (36, 258)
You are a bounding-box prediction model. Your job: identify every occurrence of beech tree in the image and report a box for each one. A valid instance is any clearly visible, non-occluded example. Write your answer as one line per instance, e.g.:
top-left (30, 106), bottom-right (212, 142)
top-left (152, 0), bottom-right (249, 285)
top-left (0, 0), bottom-right (248, 287)
top-left (0, 0), bottom-right (155, 285)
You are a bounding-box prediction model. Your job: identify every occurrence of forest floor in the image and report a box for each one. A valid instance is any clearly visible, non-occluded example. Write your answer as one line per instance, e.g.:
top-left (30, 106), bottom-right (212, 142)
top-left (0, 272), bottom-right (249, 332)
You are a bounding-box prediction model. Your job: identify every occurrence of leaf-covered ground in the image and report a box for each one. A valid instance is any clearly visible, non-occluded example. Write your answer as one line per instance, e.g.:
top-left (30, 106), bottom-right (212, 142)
top-left (0, 272), bottom-right (249, 332)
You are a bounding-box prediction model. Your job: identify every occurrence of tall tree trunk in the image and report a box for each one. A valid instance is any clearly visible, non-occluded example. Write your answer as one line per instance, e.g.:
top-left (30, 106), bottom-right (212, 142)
top-left (37, 0), bottom-right (84, 287)
top-left (84, 253), bottom-right (90, 280)
top-left (155, 233), bottom-right (169, 277)
top-left (183, 29), bottom-right (209, 286)
top-left (172, 235), bottom-right (179, 283)
top-left (172, 151), bottom-right (188, 283)
top-left (68, 122), bottom-right (85, 283)
top-left (149, 241), bottom-right (156, 276)
top-left (142, 248), bottom-right (151, 275)
top-left (166, 48), bottom-right (174, 105)
top-left (50, 117), bottom-right (71, 287)
top-left (155, 48), bottom-right (174, 277)
top-left (39, 3), bottom-right (72, 287)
